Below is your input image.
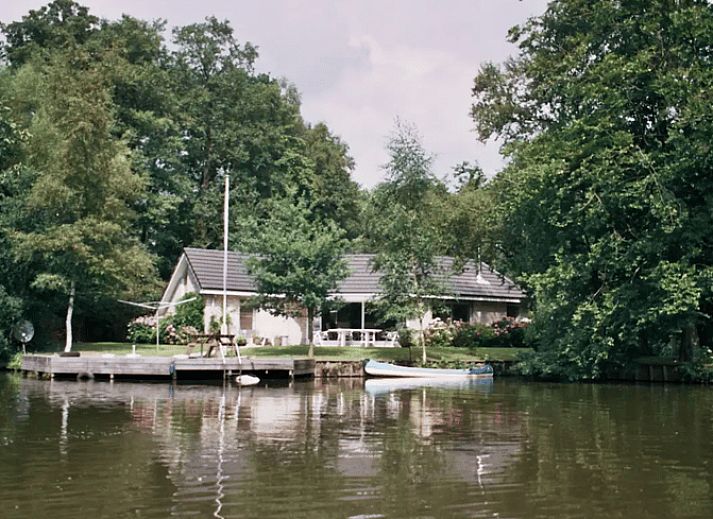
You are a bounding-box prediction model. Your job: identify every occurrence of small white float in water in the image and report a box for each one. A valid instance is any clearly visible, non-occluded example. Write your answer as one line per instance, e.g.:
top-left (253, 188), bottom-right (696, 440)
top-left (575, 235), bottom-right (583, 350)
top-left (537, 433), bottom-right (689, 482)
top-left (236, 374), bottom-right (260, 386)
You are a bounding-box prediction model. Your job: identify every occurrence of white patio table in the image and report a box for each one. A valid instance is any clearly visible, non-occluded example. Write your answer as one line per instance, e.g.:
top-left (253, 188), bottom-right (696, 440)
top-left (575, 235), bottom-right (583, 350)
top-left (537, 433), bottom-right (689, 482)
top-left (326, 328), bottom-right (383, 347)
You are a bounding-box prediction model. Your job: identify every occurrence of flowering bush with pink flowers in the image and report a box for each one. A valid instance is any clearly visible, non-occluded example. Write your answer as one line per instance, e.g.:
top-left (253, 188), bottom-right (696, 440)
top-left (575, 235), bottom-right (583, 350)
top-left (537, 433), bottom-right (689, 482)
top-left (425, 317), bottom-right (530, 348)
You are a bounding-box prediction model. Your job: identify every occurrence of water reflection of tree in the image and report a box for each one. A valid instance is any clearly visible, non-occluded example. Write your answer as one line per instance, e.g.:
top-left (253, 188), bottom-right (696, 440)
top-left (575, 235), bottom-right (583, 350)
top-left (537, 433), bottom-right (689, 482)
top-left (8, 376), bottom-right (711, 518)
top-left (493, 383), bottom-right (713, 519)
top-left (0, 377), bottom-right (177, 518)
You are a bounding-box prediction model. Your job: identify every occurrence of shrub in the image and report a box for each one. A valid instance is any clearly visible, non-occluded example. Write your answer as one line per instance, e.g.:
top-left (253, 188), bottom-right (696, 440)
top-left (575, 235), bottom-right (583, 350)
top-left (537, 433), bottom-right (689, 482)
top-left (424, 319), bottom-right (454, 349)
top-left (161, 322), bottom-right (179, 344)
top-left (7, 351), bottom-right (23, 371)
top-left (172, 293), bottom-right (204, 330)
top-left (452, 322), bottom-right (496, 348)
top-left (127, 316), bottom-right (155, 344)
top-left (490, 318), bottom-right (521, 347)
top-left (397, 328), bottom-right (415, 348)
top-left (208, 313), bottom-right (232, 334)
top-left (176, 325), bottom-right (199, 345)
top-left (0, 286), bottom-right (23, 360)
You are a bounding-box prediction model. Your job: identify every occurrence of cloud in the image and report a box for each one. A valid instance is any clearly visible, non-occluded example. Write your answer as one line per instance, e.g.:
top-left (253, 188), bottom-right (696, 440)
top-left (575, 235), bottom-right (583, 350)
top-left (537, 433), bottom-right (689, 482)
top-left (300, 34), bottom-right (498, 186)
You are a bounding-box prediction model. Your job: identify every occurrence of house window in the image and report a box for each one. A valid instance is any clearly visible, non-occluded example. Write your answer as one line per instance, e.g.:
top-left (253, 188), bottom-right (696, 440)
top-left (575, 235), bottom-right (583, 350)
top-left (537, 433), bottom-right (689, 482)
top-left (434, 302), bottom-right (470, 323)
top-left (506, 303), bottom-right (520, 318)
top-left (240, 308), bottom-right (253, 330)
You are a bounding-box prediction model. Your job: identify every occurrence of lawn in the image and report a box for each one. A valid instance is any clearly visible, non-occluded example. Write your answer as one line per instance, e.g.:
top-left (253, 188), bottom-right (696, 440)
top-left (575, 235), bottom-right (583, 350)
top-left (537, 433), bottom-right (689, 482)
top-left (74, 342), bottom-right (186, 356)
top-left (71, 342), bottom-right (530, 362)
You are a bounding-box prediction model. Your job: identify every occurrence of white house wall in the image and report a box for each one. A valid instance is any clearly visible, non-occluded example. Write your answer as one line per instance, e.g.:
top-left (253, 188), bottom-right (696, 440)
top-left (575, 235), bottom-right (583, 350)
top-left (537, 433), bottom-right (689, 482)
top-left (470, 301), bottom-right (508, 324)
top-left (203, 295), bottom-right (241, 335)
top-left (405, 309), bottom-right (434, 331)
top-left (173, 267), bottom-right (198, 303)
top-left (159, 254), bottom-right (201, 317)
top-left (253, 309), bottom-right (306, 345)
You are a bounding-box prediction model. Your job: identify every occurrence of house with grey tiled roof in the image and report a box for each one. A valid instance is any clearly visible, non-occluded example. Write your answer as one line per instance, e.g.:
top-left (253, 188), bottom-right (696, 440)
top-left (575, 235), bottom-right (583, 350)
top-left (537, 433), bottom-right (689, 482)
top-left (160, 247), bottom-right (526, 345)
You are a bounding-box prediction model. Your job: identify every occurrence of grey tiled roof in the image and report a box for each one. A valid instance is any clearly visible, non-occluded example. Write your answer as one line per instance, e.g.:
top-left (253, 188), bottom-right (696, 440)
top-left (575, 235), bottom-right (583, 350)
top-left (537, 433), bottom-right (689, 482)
top-left (185, 247), bottom-right (257, 292)
top-left (184, 247), bottom-right (525, 302)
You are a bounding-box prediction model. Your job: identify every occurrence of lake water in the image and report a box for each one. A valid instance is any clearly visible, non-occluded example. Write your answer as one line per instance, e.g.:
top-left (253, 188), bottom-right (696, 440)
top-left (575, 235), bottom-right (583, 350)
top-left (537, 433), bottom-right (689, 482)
top-left (1, 373), bottom-right (712, 518)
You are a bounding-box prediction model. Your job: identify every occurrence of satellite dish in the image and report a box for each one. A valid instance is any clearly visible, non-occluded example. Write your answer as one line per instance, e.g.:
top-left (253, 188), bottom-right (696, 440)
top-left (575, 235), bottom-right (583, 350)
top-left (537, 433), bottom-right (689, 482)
top-left (13, 320), bottom-right (34, 353)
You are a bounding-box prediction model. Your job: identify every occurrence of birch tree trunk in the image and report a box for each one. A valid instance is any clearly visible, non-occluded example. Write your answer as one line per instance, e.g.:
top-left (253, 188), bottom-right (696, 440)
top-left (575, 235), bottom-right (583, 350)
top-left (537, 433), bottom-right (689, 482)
top-left (419, 303), bottom-right (427, 365)
top-left (307, 306), bottom-right (315, 359)
top-left (64, 281), bottom-right (76, 352)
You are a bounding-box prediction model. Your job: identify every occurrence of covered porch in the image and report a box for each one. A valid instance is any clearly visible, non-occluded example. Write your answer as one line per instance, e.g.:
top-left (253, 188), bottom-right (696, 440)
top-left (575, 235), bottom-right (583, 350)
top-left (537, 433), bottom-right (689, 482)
top-left (317, 300), bottom-right (398, 347)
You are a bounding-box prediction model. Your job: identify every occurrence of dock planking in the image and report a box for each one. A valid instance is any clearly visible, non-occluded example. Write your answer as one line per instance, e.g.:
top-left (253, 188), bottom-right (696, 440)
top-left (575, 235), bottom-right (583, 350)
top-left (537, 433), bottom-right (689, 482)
top-left (21, 354), bottom-right (315, 380)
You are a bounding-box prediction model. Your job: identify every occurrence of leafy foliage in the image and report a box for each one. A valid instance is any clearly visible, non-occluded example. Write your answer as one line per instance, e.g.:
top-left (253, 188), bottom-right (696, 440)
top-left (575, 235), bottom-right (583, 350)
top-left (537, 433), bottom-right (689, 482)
top-left (367, 121), bottom-right (449, 363)
top-left (6, 48), bottom-right (156, 350)
top-left (171, 292), bottom-right (204, 330)
top-left (0, 1), bottom-right (361, 346)
top-left (247, 192), bottom-right (349, 354)
top-left (428, 318), bottom-right (530, 349)
top-left (473, 0), bottom-right (713, 379)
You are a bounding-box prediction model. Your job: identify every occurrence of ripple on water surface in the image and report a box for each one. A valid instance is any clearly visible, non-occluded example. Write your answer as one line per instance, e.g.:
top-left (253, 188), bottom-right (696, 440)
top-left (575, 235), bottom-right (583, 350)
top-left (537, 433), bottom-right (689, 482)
top-left (1, 375), bottom-right (713, 518)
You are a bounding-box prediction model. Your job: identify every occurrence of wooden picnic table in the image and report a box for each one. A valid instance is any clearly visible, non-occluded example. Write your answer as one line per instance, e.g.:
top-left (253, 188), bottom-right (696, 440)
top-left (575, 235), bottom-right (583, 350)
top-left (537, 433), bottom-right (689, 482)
top-left (186, 333), bottom-right (237, 358)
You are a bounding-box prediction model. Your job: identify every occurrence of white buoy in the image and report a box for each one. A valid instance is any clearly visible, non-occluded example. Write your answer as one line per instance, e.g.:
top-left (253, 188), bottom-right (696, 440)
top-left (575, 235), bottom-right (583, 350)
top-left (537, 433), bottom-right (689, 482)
top-left (235, 374), bottom-right (260, 386)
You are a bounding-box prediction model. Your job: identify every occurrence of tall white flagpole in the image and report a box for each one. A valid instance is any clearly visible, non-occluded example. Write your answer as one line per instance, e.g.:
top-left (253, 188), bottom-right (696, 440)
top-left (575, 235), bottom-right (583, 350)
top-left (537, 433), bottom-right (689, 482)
top-left (222, 175), bottom-right (229, 337)
top-left (222, 175), bottom-right (242, 364)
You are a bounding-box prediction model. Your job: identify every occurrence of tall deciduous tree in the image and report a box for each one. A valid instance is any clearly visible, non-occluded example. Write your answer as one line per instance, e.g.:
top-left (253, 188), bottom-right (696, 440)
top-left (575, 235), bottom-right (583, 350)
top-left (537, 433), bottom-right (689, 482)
top-left (0, 1), bottom-right (364, 346)
top-left (247, 192), bottom-right (348, 357)
top-left (10, 51), bottom-right (155, 351)
top-left (368, 122), bottom-right (447, 364)
top-left (0, 0), bottom-right (99, 67)
top-left (445, 161), bottom-right (500, 269)
top-left (303, 122), bottom-right (362, 239)
top-left (0, 101), bottom-right (26, 357)
top-left (472, 0), bottom-right (713, 379)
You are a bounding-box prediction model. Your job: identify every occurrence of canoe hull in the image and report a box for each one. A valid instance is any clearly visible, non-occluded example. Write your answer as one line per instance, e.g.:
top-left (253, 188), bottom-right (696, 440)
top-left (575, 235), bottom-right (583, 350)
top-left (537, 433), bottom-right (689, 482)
top-left (364, 359), bottom-right (493, 379)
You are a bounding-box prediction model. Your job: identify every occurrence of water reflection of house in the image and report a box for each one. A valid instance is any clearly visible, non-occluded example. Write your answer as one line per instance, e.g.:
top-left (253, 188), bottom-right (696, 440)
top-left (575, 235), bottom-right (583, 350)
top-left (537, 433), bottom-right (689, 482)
top-left (159, 248), bottom-right (526, 344)
top-left (36, 379), bottom-right (522, 490)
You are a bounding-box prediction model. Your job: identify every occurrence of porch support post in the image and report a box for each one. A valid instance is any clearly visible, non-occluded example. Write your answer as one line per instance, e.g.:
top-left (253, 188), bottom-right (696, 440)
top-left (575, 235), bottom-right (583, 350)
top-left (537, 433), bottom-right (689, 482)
top-left (361, 301), bottom-right (366, 346)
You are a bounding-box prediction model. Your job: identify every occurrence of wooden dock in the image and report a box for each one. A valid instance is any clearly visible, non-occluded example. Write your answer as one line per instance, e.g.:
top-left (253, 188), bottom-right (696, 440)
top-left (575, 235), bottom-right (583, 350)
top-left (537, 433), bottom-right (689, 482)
top-left (21, 354), bottom-right (315, 380)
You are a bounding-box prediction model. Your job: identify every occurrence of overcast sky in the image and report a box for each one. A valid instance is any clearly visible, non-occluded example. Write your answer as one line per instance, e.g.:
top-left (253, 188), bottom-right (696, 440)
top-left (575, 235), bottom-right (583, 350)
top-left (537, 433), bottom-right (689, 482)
top-left (2, 0), bottom-right (550, 187)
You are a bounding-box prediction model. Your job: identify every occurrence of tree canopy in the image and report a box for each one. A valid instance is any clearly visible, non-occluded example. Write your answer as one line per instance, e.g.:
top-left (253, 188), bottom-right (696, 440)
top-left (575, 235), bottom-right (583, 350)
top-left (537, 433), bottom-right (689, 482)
top-left (247, 191), bottom-right (349, 357)
top-left (367, 122), bottom-right (449, 363)
top-left (0, 0), bottom-right (362, 353)
top-left (472, 0), bottom-right (713, 379)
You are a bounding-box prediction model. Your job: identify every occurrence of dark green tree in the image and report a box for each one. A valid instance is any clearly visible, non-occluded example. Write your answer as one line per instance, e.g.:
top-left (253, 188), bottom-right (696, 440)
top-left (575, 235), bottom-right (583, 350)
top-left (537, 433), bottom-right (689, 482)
top-left (0, 1), bottom-right (365, 347)
top-left (0, 100), bottom-right (26, 357)
top-left (9, 51), bottom-right (155, 351)
top-left (247, 192), bottom-right (348, 357)
top-left (0, 0), bottom-right (99, 67)
top-left (472, 0), bottom-right (713, 379)
top-left (445, 161), bottom-right (500, 269)
top-left (303, 122), bottom-right (362, 238)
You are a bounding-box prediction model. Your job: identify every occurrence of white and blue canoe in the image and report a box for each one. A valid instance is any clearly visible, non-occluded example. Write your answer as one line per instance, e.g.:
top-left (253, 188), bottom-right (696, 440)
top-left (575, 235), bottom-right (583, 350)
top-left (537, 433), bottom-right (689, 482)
top-left (364, 359), bottom-right (494, 379)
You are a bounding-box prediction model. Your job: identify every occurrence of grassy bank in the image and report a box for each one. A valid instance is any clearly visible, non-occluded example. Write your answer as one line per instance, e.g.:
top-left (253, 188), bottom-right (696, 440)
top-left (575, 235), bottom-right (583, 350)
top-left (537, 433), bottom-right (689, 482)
top-left (68, 342), bottom-right (529, 362)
